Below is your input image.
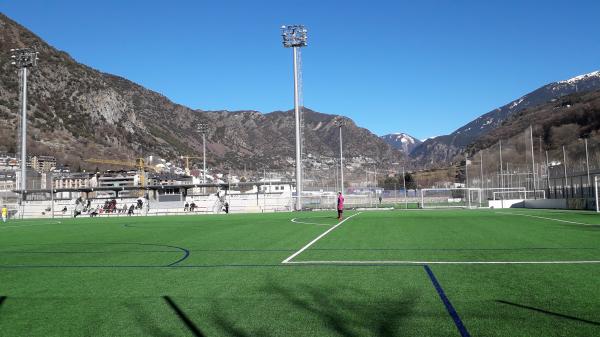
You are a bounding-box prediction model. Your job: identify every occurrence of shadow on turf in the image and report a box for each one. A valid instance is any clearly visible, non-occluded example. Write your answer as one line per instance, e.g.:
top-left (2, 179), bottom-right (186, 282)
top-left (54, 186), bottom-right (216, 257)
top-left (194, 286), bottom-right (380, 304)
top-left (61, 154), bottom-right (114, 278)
top-left (163, 296), bottom-right (207, 337)
top-left (210, 282), bottom-right (418, 337)
top-left (496, 300), bottom-right (600, 326)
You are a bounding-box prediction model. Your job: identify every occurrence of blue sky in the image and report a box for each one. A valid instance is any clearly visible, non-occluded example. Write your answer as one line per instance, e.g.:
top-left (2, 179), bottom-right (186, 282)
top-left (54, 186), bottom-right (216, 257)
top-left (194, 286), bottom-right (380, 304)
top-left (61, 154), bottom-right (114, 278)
top-left (2, 0), bottom-right (600, 140)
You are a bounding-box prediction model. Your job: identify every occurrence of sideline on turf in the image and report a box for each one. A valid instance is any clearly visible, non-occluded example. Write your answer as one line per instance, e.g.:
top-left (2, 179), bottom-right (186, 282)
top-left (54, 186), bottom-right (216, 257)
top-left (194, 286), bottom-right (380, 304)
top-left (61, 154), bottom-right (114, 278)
top-left (496, 211), bottom-right (600, 226)
top-left (285, 260), bottom-right (600, 265)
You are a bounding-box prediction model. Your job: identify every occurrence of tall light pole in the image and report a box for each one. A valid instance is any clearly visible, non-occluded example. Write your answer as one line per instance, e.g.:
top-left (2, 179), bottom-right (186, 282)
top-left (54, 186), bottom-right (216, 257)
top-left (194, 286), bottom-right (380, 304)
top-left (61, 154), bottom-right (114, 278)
top-left (11, 48), bottom-right (38, 216)
top-left (584, 138), bottom-right (591, 192)
top-left (530, 125), bottom-right (536, 192)
top-left (197, 123), bottom-right (208, 194)
top-left (402, 166), bottom-right (407, 209)
top-left (335, 118), bottom-right (345, 193)
top-left (499, 140), bottom-right (504, 188)
top-left (281, 25), bottom-right (307, 211)
top-left (465, 154), bottom-right (469, 188)
top-left (562, 145), bottom-right (568, 198)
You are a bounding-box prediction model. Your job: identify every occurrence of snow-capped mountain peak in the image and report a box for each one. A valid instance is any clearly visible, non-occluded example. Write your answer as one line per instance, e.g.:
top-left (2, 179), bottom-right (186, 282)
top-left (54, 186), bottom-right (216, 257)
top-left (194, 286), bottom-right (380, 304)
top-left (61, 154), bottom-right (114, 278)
top-left (558, 70), bottom-right (600, 85)
top-left (381, 133), bottom-right (422, 154)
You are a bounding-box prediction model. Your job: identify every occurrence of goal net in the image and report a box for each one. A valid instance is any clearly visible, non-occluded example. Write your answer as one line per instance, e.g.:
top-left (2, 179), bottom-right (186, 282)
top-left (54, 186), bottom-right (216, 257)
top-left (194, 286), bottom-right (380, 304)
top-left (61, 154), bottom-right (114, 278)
top-left (420, 188), bottom-right (482, 209)
top-left (492, 190), bottom-right (545, 200)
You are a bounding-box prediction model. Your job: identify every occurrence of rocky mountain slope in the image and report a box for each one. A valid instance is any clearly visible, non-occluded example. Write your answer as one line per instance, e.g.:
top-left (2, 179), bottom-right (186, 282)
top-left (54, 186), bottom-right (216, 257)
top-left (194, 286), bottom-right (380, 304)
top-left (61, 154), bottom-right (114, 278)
top-left (0, 13), bottom-right (402, 172)
top-left (410, 70), bottom-right (600, 166)
top-left (467, 89), bottom-right (600, 165)
top-left (380, 133), bottom-right (422, 154)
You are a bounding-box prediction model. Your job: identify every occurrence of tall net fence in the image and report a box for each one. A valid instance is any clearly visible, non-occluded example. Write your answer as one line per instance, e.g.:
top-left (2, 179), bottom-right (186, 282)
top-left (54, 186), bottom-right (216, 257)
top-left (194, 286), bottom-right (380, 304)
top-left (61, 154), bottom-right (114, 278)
top-left (465, 126), bottom-right (600, 208)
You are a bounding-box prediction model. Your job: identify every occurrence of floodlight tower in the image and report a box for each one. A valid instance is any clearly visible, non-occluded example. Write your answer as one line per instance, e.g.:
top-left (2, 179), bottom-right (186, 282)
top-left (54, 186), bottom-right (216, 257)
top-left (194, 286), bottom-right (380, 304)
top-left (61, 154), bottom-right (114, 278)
top-left (334, 118), bottom-right (345, 193)
top-left (10, 48), bottom-right (38, 206)
top-left (197, 123), bottom-right (208, 193)
top-left (281, 25), bottom-right (307, 210)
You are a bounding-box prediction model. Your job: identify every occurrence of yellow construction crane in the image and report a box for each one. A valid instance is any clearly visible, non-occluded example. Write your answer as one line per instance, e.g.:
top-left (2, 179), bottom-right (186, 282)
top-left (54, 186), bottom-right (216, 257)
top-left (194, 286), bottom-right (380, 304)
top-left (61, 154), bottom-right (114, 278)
top-left (180, 156), bottom-right (202, 176)
top-left (85, 158), bottom-right (156, 188)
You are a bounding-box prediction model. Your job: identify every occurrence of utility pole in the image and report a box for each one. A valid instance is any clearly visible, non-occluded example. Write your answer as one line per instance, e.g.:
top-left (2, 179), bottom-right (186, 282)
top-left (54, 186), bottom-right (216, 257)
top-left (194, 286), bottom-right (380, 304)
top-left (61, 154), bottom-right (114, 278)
top-left (11, 48), bottom-right (38, 218)
top-left (335, 118), bottom-right (345, 193)
top-left (281, 25), bottom-right (308, 211)
top-left (197, 123), bottom-right (208, 194)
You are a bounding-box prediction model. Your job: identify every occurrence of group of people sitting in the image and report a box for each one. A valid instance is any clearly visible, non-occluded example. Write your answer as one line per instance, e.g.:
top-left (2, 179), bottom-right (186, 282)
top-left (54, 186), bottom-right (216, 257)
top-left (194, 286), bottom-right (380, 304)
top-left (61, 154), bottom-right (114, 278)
top-left (67, 197), bottom-right (145, 218)
top-left (183, 202), bottom-right (198, 212)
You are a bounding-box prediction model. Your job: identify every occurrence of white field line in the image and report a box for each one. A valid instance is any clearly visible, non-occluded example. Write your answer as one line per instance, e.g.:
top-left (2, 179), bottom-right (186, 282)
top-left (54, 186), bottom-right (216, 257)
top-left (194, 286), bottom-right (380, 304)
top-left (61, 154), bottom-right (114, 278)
top-left (286, 260), bottom-right (600, 265)
top-left (290, 218), bottom-right (330, 226)
top-left (496, 212), bottom-right (600, 226)
top-left (0, 221), bottom-right (63, 229)
top-left (282, 212), bottom-right (361, 264)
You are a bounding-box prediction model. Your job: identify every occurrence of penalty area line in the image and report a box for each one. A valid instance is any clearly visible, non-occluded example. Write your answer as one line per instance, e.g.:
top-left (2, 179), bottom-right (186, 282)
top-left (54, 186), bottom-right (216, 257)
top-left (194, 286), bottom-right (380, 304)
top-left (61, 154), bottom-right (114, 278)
top-left (285, 260), bottom-right (600, 265)
top-left (282, 212), bottom-right (361, 264)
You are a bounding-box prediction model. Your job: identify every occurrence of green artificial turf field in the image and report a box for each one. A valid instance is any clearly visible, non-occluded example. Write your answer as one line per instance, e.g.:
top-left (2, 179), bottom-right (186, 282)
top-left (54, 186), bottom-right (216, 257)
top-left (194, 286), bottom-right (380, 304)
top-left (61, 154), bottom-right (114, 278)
top-left (0, 209), bottom-right (599, 336)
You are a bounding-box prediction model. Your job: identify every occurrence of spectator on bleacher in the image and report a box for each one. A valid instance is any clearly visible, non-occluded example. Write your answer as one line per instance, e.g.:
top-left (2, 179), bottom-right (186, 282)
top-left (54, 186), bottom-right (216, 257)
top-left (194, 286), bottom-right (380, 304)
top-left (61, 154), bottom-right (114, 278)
top-left (90, 206), bottom-right (99, 217)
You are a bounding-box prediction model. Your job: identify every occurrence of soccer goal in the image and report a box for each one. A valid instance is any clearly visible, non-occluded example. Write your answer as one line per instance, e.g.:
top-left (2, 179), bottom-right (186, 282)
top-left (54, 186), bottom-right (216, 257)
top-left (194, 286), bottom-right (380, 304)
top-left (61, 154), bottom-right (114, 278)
top-left (420, 188), bottom-right (483, 209)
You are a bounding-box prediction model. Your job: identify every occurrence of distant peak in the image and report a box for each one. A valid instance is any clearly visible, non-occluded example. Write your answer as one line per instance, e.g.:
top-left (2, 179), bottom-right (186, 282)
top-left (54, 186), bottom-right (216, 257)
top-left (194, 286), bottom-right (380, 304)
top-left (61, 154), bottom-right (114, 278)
top-left (558, 70), bottom-right (600, 85)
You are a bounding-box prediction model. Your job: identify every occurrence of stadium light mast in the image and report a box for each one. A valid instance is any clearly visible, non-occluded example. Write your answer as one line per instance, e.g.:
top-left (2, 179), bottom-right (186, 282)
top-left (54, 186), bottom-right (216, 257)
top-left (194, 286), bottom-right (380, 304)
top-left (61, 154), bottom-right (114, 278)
top-left (281, 25), bottom-right (307, 210)
top-left (530, 125), bottom-right (537, 193)
top-left (197, 123), bottom-right (208, 194)
top-left (11, 48), bottom-right (38, 213)
top-left (334, 118), bottom-right (345, 193)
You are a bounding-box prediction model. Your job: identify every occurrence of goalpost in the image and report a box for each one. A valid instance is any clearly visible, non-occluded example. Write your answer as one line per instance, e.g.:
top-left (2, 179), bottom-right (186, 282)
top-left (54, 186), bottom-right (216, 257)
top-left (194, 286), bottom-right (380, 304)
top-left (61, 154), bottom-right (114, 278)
top-left (420, 188), bottom-right (483, 209)
top-left (594, 176), bottom-right (600, 213)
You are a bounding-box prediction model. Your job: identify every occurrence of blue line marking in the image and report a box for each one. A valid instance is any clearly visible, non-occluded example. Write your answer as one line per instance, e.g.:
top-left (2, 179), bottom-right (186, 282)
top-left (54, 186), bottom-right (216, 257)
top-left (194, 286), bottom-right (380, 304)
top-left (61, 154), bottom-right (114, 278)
top-left (0, 263), bottom-right (421, 269)
top-left (0, 242), bottom-right (190, 268)
top-left (424, 265), bottom-right (471, 337)
top-left (166, 245), bottom-right (190, 266)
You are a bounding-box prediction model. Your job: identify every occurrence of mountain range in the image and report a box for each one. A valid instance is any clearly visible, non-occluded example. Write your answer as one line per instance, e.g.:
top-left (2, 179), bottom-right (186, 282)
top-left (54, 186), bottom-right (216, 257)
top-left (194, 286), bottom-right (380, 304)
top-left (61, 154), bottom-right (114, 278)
top-left (409, 71), bottom-right (600, 166)
top-left (1, 12), bottom-right (598, 180)
top-left (0, 13), bottom-right (402, 175)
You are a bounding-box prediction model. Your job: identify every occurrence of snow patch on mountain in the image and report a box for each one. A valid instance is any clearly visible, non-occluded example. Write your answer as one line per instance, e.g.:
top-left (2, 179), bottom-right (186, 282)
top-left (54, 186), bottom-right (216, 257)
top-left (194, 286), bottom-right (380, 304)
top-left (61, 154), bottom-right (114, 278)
top-left (381, 133), bottom-right (422, 154)
top-left (558, 71), bottom-right (600, 85)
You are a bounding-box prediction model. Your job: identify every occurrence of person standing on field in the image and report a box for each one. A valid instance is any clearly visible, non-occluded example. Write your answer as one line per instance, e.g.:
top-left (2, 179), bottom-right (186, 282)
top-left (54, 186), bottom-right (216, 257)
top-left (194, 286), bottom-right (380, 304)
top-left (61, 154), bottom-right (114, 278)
top-left (2, 205), bottom-right (7, 223)
top-left (337, 192), bottom-right (344, 220)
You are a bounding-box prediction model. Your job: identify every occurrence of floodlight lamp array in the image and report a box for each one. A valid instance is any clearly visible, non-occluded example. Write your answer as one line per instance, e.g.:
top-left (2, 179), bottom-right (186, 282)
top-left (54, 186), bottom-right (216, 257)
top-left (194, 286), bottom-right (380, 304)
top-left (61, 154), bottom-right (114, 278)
top-left (281, 25), bottom-right (308, 48)
top-left (334, 117), bottom-right (346, 127)
top-left (197, 122), bottom-right (209, 134)
top-left (10, 48), bottom-right (39, 68)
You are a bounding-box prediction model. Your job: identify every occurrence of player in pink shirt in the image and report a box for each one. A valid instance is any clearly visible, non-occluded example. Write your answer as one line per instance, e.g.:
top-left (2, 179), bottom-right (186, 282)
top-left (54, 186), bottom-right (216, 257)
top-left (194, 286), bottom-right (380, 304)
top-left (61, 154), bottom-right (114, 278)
top-left (337, 192), bottom-right (344, 220)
